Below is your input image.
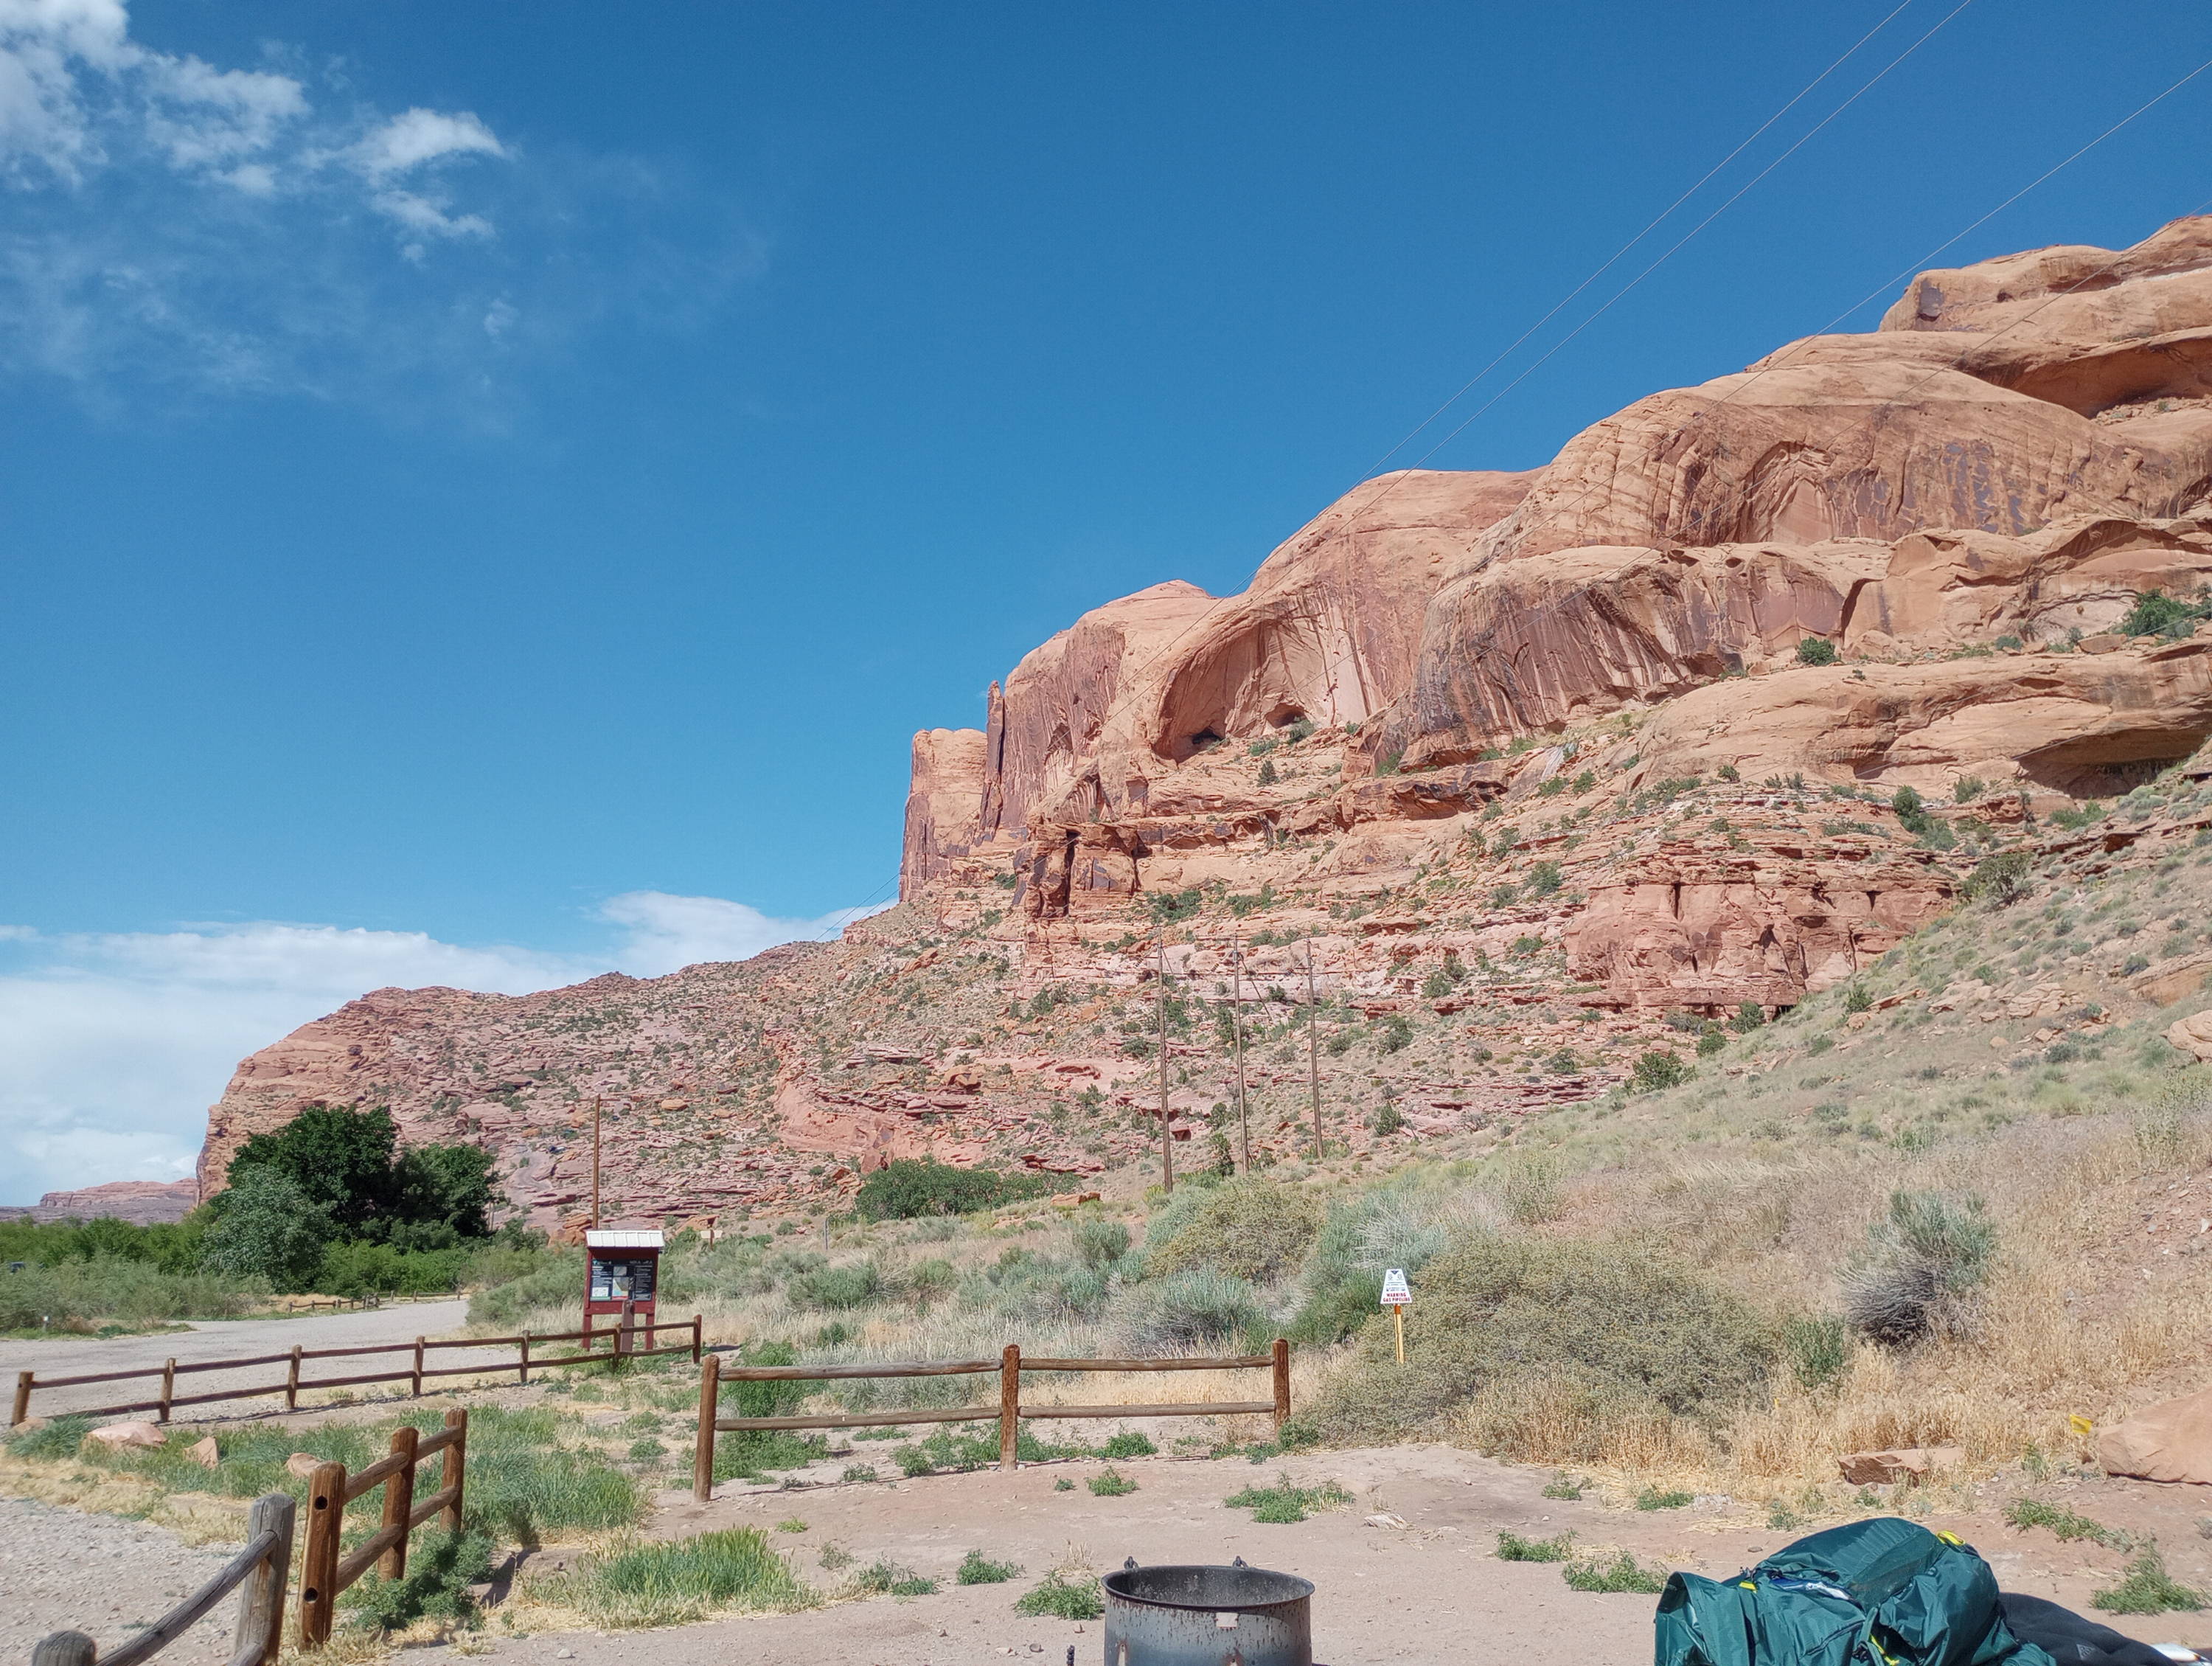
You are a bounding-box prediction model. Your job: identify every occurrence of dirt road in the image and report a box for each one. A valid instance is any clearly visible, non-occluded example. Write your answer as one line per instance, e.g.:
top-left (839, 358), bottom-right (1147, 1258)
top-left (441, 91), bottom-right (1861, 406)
top-left (0, 1299), bottom-right (492, 1420)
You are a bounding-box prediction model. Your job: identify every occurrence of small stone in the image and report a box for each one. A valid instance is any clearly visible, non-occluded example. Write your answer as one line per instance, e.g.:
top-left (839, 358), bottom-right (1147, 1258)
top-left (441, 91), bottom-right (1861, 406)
top-left (285, 1453), bottom-right (322, 1479)
top-left (556, 1651), bottom-right (575, 1659)
top-left (187, 1436), bottom-right (220, 1469)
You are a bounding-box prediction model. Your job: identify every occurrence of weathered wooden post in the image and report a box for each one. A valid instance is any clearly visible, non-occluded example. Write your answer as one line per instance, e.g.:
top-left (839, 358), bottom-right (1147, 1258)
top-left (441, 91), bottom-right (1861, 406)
top-left (439, 1407), bottom-right (467, 1533)
top-left (285, 1347), bottom-right (302, 1412)
top-left (13, 1369), bottom-right (32, 1426)
top-left (518, 1332), bottom-right (531, 1386)
top-left (237, 1492), bottom-right (296, 1666)
top-left (411, 1336), bottom-right (425, 1398)
top-left (299, 1460), bottom-right (347, 1646)
top-left (1271, 1338), bottom-right (1291, 1429)
top-left (692, 1355), bottom-right (720, 1502)
top-left (159, 1357), bottom-right (175, 1424)
top-left (379, 1425), bottom-right (419, 1580)
top-left (998, 1344), bottom-right (1021, 1472)
top-left (31, 1631), bottom-right (95, 1666)
top-left (692, 1313), bottom-right (702, 1364)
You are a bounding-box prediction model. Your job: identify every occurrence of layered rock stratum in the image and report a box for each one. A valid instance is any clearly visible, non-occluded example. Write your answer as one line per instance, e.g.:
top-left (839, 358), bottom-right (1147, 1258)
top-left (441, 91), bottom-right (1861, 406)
top-left (188, 218), bottom-right (2212, 1234)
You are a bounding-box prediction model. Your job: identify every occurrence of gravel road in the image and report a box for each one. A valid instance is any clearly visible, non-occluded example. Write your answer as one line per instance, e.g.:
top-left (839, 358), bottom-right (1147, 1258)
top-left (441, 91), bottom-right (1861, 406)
top-left (0, 1496), bottom-right (241, 1665)
top-left (0, 1300), bottom-right (509, 1421)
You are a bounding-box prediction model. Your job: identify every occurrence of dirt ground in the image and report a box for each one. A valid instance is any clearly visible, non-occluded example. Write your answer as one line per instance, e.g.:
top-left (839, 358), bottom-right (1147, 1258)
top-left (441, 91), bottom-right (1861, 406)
top-left (437, 1445), bottom-right (2212, 1666)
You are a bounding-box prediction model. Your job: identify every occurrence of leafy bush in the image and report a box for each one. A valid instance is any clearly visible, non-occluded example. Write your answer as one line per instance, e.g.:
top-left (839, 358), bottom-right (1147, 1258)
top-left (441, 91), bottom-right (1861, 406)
top-left (1145, 1179), bottom-right (1323, 1284)
top-left (1635, 1485), bottom-right (1692, 1510)
top-left (855, 1560), bottom-right (937, 1597)
top-left (1073, 1219), bottom-right (1131, 1268)
top-left (1146, 888), bottom-right (1203, 923)
top-left (1088, 1466), bottom-right (1137, 1496)
top-left (199, 1168), bottom-right (335, 1289)
top-left (1102, 1429), bottom-right (1156, 1459)
top-left (1630, 1051), bottom-right (1693, 1093)
top-left (0, 1258), bottom-right (262, 1333)
top-left (2004, 1498), bottom-right (2132, 1550)
top-left (1795, 638), bottom-right (1838, 666)
top-left (347, 1528), bottom-right (494, 1632)
top-left (1964, 850), bottom-right (2031, 905)
top-left (956, 1549), bottom-right (1020, 1584)
top-left (854, 1159), bottom-right (1051, 1221)
top-left (1844, 1190), bottom-right (1997, 1345)
top-left (1310, 1233), bottom-right (1776, 1449)
top-left (1015, 1571), bottom-right (1104, 1619)
top-left (1113, 1269), bottom-right (1267, 1353)
top-left (787, 1261), bottom-right (883, 1311)
top-left (1374, 1100), bottom-right (1406, 1136)
top-left (1728, 1001), bottom-right (1766, 1034)
top-left (2116, 588), bottom-right (2211, 641)
top-left (1696, 1029), bottom-right (1725, 1058)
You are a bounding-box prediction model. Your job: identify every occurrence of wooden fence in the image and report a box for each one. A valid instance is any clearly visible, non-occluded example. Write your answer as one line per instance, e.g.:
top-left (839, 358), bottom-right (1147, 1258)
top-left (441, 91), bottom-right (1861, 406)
top-left (10, 1311), bottom-right (701, 1427)
top-left (692, 1339), bottom-right (1290, 1499)
top-left (29, 1490), bottom-right (295, 1666)
top-left (298, 1406), bottom-right (467, 1646)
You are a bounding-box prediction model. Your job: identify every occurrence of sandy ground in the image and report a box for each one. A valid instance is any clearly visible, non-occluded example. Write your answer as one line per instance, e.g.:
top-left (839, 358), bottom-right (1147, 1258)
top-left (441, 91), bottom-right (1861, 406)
top-left (0, 1299), bottom-right (514, 1421)
top-left (437, 1445), bottom-right (2212, 1666)
top-left (0, 1495), bottom-right (242, 1665)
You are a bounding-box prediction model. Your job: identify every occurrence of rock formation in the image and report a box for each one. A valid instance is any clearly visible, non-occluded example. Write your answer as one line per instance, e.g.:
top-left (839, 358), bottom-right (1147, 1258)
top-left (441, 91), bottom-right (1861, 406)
top-left (0, 1179), bottom-right (200, 1226)
top-left (189, 216), bottom-right (2212, 1229)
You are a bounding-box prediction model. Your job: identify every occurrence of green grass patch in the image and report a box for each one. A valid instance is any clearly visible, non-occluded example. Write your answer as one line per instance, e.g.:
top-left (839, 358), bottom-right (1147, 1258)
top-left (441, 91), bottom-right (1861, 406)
top-left (1222, 1474), bottom-right (1353, 1523)
top-left (956, 1549), bottom-right (1022, 1585)
top-left (2092, 1552), bottom-right (2206, 1616)
top-left (855, 1559), bottom-right (938, 1597)
top-left (1088, 1466), bottom-right (1137, 1496)
top-left (1540, 1471), bottom-right (1586, 1500)
top-left (549, 1530), bottom-right (816, 1627)
top-left (1101, 1429), bottom-right (1157, 1460)
top-left (1496, 1530), bottom-right (1575, 1562)
top-left (1635, 1486), bottom-right (1693, 1511)
top-left (1015, 1570), bottom-right (1105, 1619)
top-left (346, 1529), bottom-right (494, 1632)
top-left (1562, 1551), bottom-right (1669, 1594)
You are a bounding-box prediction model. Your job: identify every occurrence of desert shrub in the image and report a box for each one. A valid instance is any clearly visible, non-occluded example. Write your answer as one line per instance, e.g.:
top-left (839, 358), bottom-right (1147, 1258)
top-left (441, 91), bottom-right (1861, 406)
top-left (347, 1528), bottom-right (495, 1632)
top-left (1696, 1028), bottom-right (1725, 1057)
top-left (1630, 1051), bottom-right (1693, 1093)
top-left (787, 1261), bottom-right (882, 1311)
top-left (1113, 1269), bottom-right (1267, 1353)
top-left (1378, 1015), bottom-right (1414, 1052)
top-left (1223, 1475), bottom-right (1352, 1523)
top-left (1015, 1571), bottom-right (1104, 1619)
top-left (1102, 1429), bottom-right (1156, 1458)
top-left (956, 1549), bottom-right (1020, 1584)
top-left (1496, 1530), bottom-right (1575, 1561)
top-left (1953, 776), bottom-right (1986, 803)
top-left (1088, 1466), bottom-right (1136, 1496)
top-left (2092, 1551), bottom-right (2205, 1615)
top-left (1843, 1190), bottom-right (1997, 1346)
top-left (1145, 1178), bottom-right (1323, 1283)
top-left (2116, 588), bottom-right (2211, 641)
top-left (2004, 1498), bottom-right (2132, 1550)
top-left (1843, 984), bottom-right (1873, 1014)
top-left (0, 1258), bottom-right (263, 1333)
top-left (1374, 1101), bottom-right (1406, 1136)
top-left (1635, 1485), bottom-right (1693, 1510)
top-left (1795, 638), bottom-right (1838, 667)
top-left (1781, 1314), bottom-right (1851, 1392)
top-left (1072, 1218), bottom-right (1131, 1268)
top-left (853, 1159), bottom-right (1050, 1221)
top-left (468, 1247), bottom-right (587, 1327)
top-left (1311, 1234), bottom-right (1774, 1449)
top-left (1964, 850), bottom-right (2031, 904)
top-left (1728, 1001), bottom-right (1765, 1034)
top-left (1564, 1551), bottom-right (1669, 1594)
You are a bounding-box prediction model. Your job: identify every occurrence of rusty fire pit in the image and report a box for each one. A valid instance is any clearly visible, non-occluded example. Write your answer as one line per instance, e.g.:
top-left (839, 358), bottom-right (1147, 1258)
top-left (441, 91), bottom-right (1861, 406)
top-left (1102, 1556), bottom-right (1314, 1666)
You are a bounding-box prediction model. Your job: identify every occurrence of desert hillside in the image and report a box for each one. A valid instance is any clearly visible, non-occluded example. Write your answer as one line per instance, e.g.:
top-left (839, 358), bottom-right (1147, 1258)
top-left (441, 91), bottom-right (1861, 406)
top-left (193, 215), bottom-right (2212, 1233)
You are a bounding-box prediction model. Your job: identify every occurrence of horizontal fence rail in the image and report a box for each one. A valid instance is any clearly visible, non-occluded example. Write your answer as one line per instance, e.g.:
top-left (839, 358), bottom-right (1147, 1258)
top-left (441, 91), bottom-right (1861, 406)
top-left (10, 1310), bottom-right (702, 1427)
top-left (693, 1339), bottom-right (1290, 1499)
top-left (29, 1490), bottom-right (295, 1666)
top-left (299, 1407), bottom-right (467, 1647)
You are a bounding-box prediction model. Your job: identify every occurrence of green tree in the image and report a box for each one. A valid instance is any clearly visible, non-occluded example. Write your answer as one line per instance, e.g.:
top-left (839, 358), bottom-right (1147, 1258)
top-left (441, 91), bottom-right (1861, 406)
top-left (1795, 637), bottom-right (1838, 666)
top-left (229, 1104), bottom-right (403, 1232)
top-left (399, 1143), bottom-right (501, 1239)
top-left (201, 1168), bottom-right (333, 1290)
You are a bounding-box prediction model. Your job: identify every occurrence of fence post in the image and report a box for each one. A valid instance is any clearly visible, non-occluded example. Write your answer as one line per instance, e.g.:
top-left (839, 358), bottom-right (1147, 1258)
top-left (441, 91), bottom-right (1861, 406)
top-left (693, 1355), bottom-right (720, 1502)
top-left (440, 1407), bottom-right (467, 1533)
top-left (13, 1370), bottom-right (31, 1426)
top-left (518, 1333), bottom-right (530, 1386)
top-left (285, 1347), bottom-right (302, 1413)
top-left (619, 1300), bottom-right (636, 1358)
top-left (1271, 1338), bottom-right (1290, 1429)
top-left (159, 1357), bottom-right (175, 1425)
top-left (692, 1313), bottom-right (702, 1364)
top-left (379, 1425), bottom-right (418, 1581)
top-left (998, 1344), bottom-right (1020, 1473)
top-left (237, 1491), bottom-right (296, 1666)
top-left (30, 1632), bottom-right (95, 1666)
top-left (299, 1460), bottom-right (347, 1647)
top-left (411, 1336), bottom-right (425, 1398)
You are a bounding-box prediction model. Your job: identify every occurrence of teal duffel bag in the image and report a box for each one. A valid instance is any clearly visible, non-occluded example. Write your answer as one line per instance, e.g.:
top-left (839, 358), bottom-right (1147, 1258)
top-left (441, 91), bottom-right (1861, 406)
top-left (1655, 1517), bottom-right (2056, 1666)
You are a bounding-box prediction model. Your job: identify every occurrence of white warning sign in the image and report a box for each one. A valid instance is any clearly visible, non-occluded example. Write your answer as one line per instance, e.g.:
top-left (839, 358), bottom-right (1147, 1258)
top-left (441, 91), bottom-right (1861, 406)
top-left (1380, 1268), bottom-right (1411, 1306)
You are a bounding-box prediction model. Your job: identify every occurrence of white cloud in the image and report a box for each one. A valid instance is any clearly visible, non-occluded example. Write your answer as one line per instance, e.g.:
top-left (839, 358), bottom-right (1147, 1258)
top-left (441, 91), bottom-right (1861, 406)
top-left (351, 107), bottom-right (504, 181)
top-left (0, 891), bottom-right (885, 1204)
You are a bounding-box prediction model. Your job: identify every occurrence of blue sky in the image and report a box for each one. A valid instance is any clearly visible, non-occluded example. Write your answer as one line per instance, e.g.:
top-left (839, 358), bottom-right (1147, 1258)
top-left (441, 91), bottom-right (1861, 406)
top-left (3, 0), bottom-right (2208, 1199)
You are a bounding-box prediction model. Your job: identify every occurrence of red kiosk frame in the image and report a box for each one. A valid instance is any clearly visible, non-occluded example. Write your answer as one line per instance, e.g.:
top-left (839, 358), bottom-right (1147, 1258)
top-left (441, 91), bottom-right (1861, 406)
top-left (583, 1227), bottom-right (662, 1353)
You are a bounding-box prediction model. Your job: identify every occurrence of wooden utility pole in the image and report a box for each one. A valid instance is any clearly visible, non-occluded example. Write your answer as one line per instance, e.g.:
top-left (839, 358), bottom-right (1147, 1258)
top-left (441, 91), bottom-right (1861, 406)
top-left (1306, 934), bottom-right (1323, 1161)
top-left (1231, 929), bottom-right (1250, 1172)
top-left (1155, 937), bottom-right (1175, 1193)
top-left (590, 1097), bottom-right (602, 1229)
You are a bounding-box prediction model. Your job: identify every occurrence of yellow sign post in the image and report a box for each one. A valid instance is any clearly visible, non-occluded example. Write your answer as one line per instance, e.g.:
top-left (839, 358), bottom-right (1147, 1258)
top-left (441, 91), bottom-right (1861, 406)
top-left (1380, 1267), bottom-right (1411, 1364)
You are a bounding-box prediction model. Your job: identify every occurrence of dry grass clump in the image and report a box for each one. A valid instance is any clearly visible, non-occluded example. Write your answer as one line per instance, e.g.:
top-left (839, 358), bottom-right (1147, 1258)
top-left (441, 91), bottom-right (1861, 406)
top-left (1143, 1179), bottom-right (1323, 1283)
